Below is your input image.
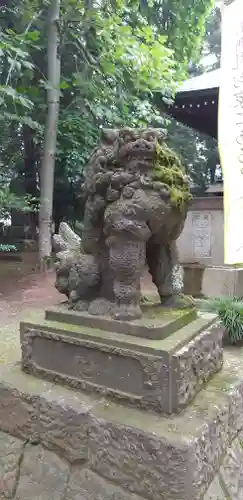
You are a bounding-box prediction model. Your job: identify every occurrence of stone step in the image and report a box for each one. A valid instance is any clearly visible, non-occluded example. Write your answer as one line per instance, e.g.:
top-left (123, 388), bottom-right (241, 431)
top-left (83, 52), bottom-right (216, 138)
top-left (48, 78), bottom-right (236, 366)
top-left (1, 336), bottom-right (243, 500)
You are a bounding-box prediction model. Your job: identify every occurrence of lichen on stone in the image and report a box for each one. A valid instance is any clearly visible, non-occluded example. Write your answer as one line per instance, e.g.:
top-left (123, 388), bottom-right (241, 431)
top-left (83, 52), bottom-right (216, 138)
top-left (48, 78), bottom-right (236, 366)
top-left (152, 142), bottom-right (192, 208)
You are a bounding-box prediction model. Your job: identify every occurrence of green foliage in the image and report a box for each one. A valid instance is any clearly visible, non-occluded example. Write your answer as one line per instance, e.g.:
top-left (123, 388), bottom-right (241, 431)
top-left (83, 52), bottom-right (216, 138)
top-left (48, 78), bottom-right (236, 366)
top-left (164, 5), bottom-right (222, 195)
top-left (0, 244), bottom-right (18, 253)
top-left (202, 298), bottom-right (243, 345)
top-left (0, 186), bottom-right (36, 220)
top-left (166, 122), bottom-right (221, 195)
top-left (139, 0), bottom-right (214, 70)
top-left (98, 18), bottom-right (176, 93)
top-left (61, 1), bottom-right (179, 137)
top-left (0, 0), bottom-right (215, 225)
top-left (203, 6), bottom-right (221, 69)
top-left (0, 29), bottom-right (38, 125)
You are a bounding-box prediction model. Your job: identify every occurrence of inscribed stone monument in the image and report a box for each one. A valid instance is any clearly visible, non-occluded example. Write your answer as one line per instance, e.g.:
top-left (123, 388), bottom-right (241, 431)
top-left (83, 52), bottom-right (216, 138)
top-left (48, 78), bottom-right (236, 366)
top-left (192, 211), bottom-right (212, 259)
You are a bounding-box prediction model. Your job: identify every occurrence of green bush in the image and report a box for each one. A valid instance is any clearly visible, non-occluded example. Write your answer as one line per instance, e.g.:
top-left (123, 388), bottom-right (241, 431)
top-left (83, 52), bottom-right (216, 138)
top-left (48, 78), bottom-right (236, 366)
top-left (202, 297), bottom-right (243, 345)
top-left (0, 244), bottom-right (17, 252)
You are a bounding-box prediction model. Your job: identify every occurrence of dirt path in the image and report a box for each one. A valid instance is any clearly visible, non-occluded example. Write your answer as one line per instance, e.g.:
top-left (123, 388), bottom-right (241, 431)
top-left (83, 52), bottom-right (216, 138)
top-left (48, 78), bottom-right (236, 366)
top-left (0, 266), bottom-right (156, 365)
top-left (0, 269), bottom-right (157, 327)
top-left (0, 271), bottom-right (60, 326)
top-left (0, 271), bottom-right (61, 364)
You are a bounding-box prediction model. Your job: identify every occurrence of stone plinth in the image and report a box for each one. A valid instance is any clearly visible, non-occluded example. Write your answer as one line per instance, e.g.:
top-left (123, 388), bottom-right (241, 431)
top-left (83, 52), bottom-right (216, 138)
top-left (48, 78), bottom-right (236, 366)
top-left (20, 308), bottom-right (222, 414)
top-left (202, 266), bottom-right (243, 298)
top-left (45, 305), bottom-right (197, 340)
top-left (1, 343), bottom-right (243, 500)
top-left (182, 263), bottom-right (205, 297)
top-left (182, 265), bottom-right (243, 299)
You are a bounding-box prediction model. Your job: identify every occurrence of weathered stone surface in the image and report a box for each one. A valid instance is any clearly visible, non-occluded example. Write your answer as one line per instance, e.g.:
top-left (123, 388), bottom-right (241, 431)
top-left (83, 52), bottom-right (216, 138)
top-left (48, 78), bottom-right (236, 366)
top-left (66, 468), bottom-right (143, 500)
top-left (204, 476), bottom-right (226, 499)
top-left (22, 324), bottom-right (170, 414)
top-left (53, 127), bottom-right (192, 321)
top-left (38, 390), bottom-right (91, 463)
top-left (208, 353), bottom-right (243, 444)
top-left (0, 431), bottom-right (24, 498)
top-left (16, 444), bottom-right (69, 500)
top-left (202, 266), bottom-right (243, 299)
top-left (171, 324), bottom-right (223, 410)
top-left (228, 385), bottom-right (243, 442)
top-left (219, 439), bottom-right (243, 500)
top-left (45, 305), bottom-right (197, 340)
top-left (182, 263), bottom-right (205, 297)
top-left (188, 390), bottom-right (230, 494)
top-left (0, 347), bottom-right (243, 500)
top-left (20, 313), bottom-right (221, 415)
top-left (88, 417), bottom-right (197, 500)
top-left (0, 383), bottom-right (38, 441)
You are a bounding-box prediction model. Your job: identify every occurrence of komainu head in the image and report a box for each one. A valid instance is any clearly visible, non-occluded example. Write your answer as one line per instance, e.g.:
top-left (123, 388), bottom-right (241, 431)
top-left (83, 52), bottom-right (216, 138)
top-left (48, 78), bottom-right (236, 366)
top-left (82, 127), bottom-right (191, 210)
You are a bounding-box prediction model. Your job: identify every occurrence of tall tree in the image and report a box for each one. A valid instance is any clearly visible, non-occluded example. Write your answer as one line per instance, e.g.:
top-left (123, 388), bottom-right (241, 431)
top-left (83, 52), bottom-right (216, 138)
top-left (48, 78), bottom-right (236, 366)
top-left (139, 0), bottom-right (214, 70)
top-left (39, 0), bottom-right (60, 268)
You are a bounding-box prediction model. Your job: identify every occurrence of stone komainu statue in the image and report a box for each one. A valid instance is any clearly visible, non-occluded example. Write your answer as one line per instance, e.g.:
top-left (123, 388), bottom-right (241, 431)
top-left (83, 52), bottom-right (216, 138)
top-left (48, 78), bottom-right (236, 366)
top-left (53, 128), bottom-right (192, 321)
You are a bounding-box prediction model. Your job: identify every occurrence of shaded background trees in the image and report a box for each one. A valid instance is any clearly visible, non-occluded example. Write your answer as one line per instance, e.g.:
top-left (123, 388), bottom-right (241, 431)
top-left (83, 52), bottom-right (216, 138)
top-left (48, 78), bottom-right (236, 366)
top-left (0, 0), bottom-right (219, 240)
top-left (166, 5), bottom-right (222, 195)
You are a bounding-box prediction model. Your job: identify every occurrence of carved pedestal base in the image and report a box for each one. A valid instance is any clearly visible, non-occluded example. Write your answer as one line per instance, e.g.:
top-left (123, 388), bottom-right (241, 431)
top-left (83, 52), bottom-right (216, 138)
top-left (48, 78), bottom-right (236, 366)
top-left (20, 306), bottom-right (222, 415)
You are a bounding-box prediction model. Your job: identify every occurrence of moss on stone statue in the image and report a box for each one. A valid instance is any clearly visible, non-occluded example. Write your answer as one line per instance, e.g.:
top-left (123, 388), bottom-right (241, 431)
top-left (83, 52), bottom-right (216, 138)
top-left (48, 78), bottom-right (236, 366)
top-left (53, 129), bottom-right (193, 322)
top-left (140, 294), bottom-right (195, 311)
top-left (170, 186), bottom-right (190, 208)
top-left (141, 305), bottom-right (197, 321)
top-left (152, 143), bottom-right (192, 208)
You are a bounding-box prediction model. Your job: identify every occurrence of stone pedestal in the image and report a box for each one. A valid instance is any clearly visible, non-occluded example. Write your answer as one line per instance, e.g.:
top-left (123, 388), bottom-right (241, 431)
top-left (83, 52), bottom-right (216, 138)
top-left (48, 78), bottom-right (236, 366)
top-left (183, 264), bottom-right (243, 299)
top-left (202, 266), bottom-right (243, 298)
top-left (18, 304), bottom-right (237, 499)
top-left (20, 306), bottom-right (222, 415)
top-left (182, 263), bottom-right (206, 296)
top-left (1, 341), bottom-right (243, 500)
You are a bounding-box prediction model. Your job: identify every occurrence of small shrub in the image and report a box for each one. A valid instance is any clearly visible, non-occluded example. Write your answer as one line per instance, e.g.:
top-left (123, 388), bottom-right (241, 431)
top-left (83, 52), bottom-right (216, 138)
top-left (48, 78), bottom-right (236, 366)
top-left (0, 243), bottom-right (17, 252)
top-left (202, 297), bottom-right (243, 345)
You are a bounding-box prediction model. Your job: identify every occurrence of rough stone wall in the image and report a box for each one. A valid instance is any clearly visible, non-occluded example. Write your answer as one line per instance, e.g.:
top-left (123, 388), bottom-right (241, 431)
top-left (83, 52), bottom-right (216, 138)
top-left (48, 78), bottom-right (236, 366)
top-left (0, 434), bottom-right (143, 500)
top-left (1, 429), bottom-right (243, 499)
top-left (205, 437), bottom-right (243, 499)
top-left (0, 383), bottom-right (199, 500)
top-left (0, 367), bottom-right (242, 500)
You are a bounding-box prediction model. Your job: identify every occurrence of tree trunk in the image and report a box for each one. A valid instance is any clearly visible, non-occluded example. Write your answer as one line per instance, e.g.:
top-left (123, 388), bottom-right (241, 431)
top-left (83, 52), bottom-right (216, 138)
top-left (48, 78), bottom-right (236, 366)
top-left (38, 0), bottom-right (60, 270)
top-left (23, 125), bottom-right (39, 236)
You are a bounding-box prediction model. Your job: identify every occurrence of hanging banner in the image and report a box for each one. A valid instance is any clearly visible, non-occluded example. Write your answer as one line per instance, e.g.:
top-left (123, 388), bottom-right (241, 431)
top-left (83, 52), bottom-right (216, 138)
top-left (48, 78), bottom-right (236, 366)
top-left (218, 0), bottom-right (243, 264)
